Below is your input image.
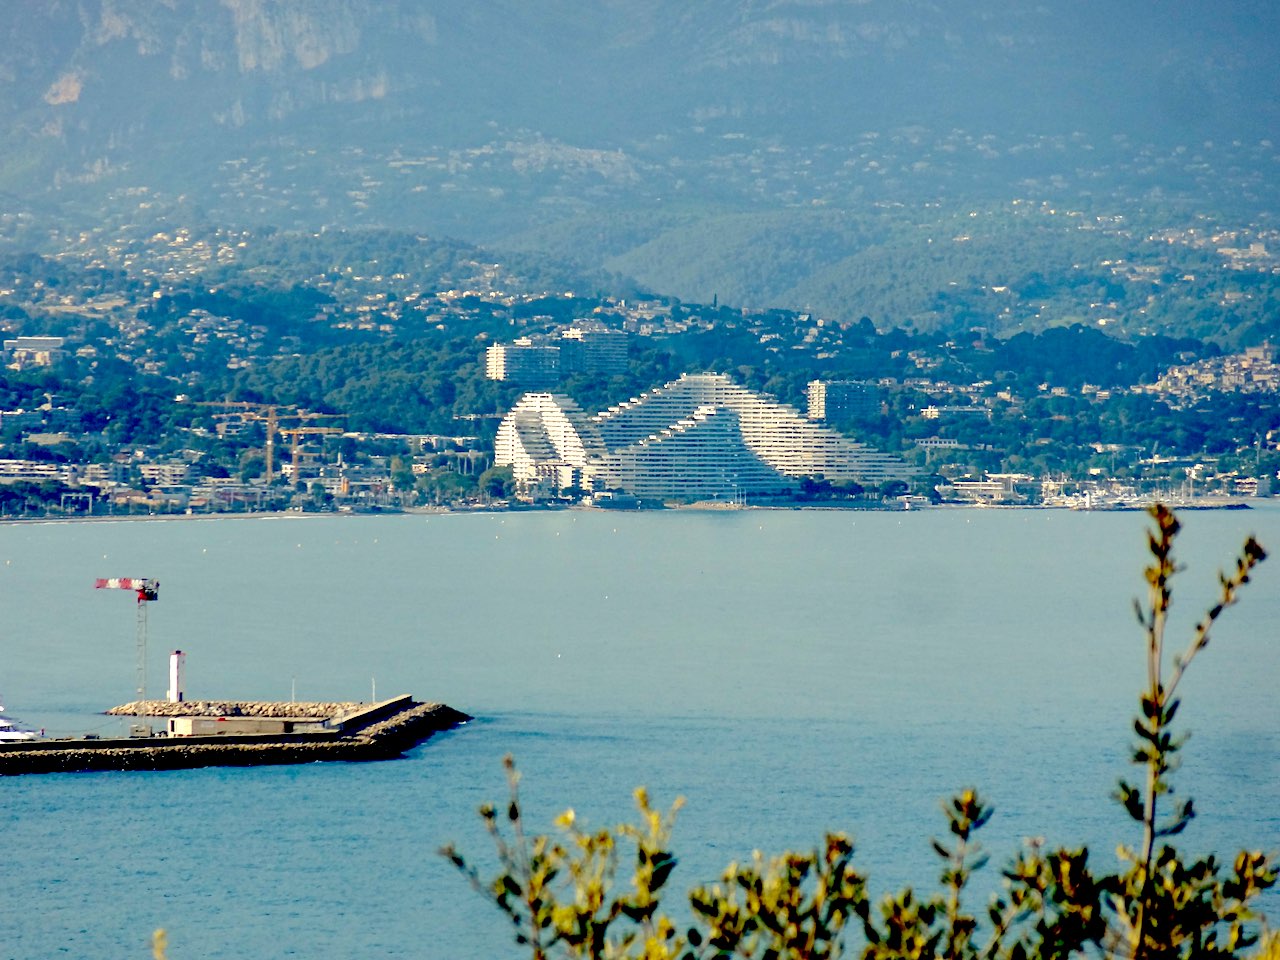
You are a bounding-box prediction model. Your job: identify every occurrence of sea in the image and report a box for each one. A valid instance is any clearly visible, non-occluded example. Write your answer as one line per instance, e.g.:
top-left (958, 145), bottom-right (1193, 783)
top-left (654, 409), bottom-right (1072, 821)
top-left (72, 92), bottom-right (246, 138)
top-left (2, 505), bottom-right (1278, 959)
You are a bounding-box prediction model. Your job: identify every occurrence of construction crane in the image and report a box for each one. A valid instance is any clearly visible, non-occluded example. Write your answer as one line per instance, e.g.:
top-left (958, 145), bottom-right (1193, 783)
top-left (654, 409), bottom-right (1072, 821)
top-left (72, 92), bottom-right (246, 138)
top-left (186, 401), bottom-right (343, 485)
top-left (95, 577), bottom-right (159, 713)
top-left (190, 401), bottom-right (282, 483)
top-left (278, 425), bottom-right (345, 481)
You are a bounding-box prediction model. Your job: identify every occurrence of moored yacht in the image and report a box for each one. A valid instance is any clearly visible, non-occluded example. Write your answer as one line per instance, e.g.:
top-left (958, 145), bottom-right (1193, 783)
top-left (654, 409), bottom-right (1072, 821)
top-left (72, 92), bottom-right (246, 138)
top-left (0, 700), bottom-right (38, 742)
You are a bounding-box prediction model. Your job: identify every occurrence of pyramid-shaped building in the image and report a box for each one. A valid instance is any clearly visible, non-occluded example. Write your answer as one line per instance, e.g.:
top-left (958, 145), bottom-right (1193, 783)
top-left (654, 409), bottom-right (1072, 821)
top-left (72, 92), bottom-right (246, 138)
top-left (495, 373), bottom-right (913, 501)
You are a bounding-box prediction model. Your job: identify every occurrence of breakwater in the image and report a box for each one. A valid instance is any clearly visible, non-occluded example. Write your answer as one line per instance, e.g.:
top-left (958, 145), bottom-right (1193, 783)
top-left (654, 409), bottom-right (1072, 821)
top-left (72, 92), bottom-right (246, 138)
top-left (0, 698), bottom-right (470, 776)
top-left (106, 699), bottom-right (365, 718)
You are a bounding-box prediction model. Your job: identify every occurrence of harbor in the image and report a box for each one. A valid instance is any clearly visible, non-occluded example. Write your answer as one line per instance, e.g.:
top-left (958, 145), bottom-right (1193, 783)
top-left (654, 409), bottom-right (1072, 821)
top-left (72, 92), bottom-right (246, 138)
top-left (0, 695), bottom-right (469, 776)
top-left (1, 576), bottom-right (469, 776)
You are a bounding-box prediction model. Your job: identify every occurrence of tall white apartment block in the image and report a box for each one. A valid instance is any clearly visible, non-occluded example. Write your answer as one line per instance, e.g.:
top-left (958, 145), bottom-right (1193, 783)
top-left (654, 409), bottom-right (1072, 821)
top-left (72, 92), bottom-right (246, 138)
top-left (807, 380), bottom-right (882, 421)
top-left (484, 339), bottom-right (560, 385)
top-left (559, 323), bottom-right (628, 375)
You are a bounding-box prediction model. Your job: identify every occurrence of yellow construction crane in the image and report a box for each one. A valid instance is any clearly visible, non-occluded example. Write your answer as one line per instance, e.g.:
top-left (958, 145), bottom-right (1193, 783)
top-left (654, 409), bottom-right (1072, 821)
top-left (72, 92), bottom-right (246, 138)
top-left (190, 401), bottom-right (283, 483)
top-left (186, 402), bottom-right (343, 485)
top-left (278, 425), bottom-right (345, 481)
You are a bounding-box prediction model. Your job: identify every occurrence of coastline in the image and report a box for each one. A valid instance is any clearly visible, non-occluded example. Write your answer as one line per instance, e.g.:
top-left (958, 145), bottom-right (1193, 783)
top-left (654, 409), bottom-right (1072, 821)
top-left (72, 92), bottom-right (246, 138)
top-left (0, 496), bottom-right (1260, 526)
top-left (0, 506), bottom-right (455, 527)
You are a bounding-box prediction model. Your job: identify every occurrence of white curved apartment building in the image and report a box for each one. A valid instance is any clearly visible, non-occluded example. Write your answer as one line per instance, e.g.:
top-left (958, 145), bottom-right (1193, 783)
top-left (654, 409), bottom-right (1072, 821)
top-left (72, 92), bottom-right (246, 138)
top-left (494, 392), bottom-right (605, 492)
top-left (593, 404), bottom-right (790, 500)
top-left (495, 373), bottom-right (913, 500)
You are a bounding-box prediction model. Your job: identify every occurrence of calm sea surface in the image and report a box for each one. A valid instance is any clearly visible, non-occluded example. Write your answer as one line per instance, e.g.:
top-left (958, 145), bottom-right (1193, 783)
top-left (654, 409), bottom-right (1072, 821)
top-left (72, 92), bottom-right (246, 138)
top-left (2, 506), bottom-right (1278, 959)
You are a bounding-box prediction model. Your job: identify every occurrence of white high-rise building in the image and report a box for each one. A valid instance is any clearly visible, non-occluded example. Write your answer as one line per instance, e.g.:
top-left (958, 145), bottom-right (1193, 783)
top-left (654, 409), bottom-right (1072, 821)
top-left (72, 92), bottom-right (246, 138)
top-left (494, 373), bottom-right (913, 501)
top-left (484, 325), bottom-right (629, 385)
top-left (559, 322), bottom-right (628, 375)
top-left (484, 339), bottom-right (560, 385)
top-left (807, 380), bottom-right (882, 421)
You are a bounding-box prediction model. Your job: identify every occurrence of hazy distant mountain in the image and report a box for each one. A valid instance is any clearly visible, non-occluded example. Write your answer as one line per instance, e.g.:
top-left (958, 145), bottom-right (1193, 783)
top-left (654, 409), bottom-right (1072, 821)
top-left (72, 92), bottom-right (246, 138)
top-left (7, 0), bottom-right (1276, 202)
top-left (4, 1), bottom-right (1279, 335)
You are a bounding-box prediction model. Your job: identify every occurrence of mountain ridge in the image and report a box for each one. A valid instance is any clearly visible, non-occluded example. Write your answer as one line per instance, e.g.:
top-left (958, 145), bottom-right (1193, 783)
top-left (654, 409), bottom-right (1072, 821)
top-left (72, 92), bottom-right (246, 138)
top-left (9, 1), bottom-right (1278, 193)
top-left (4, 1), bottom-right (1279, 342)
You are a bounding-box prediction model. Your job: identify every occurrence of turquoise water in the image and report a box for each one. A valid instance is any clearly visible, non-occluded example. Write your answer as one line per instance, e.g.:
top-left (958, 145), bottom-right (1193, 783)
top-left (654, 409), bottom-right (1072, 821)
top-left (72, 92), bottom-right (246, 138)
top-left (2, 507), bottom-right (1278, 958)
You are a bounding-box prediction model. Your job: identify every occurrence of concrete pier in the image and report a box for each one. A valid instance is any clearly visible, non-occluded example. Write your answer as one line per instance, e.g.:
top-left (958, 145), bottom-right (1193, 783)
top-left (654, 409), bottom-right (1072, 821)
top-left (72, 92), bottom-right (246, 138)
top-left (0, 698), bottom-right (469, 776)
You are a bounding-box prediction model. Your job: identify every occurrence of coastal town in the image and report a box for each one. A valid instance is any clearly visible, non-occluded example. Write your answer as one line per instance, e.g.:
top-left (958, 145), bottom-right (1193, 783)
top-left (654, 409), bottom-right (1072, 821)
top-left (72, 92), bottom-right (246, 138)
top-left (2, 218), bottom-right (1277, 515)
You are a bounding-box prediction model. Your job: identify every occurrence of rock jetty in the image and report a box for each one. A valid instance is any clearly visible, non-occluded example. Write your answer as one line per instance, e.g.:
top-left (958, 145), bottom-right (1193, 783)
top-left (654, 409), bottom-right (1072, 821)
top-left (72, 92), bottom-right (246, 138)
top-left (0, 698), bottom-right (469, 777)
top-left (107, 699), bottom-right (363, 718)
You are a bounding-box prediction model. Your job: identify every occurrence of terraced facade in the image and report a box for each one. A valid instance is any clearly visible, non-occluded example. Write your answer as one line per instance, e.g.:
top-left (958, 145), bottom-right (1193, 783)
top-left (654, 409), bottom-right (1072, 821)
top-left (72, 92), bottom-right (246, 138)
top-left (496, 373), bottom-right (914, 501)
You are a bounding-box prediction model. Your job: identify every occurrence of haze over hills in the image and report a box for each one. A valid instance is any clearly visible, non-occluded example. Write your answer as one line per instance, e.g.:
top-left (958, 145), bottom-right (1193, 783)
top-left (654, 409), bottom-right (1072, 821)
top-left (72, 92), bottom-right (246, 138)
top-left (4, 0), bottom-right (1280, 337)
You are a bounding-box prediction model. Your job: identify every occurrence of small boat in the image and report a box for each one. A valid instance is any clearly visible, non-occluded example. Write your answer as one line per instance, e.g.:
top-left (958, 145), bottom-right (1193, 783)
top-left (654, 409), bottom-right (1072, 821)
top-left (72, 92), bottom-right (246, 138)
top-left (0, 699), bottom-right (38, 742)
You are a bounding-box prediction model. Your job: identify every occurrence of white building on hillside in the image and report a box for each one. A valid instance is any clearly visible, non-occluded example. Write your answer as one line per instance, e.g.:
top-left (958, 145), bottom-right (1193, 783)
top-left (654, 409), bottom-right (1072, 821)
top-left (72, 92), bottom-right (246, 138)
top-left (559, 322), bottom-right (628, 375)
top-left (485, 324), bottom-right (629, 385)
top-left (806, 380), bottom-right (882, 421)
top-left (495, 373), bottom-right (913, 501)
top-left (484, 339), bottom-right (560, 385)
top-left (494, 393), bottom-right (605, 496)
top-left (4, 336), bottom-right (65, 369)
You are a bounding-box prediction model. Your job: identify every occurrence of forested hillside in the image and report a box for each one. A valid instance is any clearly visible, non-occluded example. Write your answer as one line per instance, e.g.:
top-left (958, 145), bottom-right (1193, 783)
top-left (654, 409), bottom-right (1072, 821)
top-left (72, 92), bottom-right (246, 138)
top-left (2, 2), bottom-right (1278, 344)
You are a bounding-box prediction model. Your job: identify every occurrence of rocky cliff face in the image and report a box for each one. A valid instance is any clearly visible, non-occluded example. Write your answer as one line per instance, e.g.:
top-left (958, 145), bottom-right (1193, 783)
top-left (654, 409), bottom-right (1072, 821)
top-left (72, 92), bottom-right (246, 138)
top-left (11, 1), bottom-right (429, 135)
top-left (2, 1), bottom-right (1277, 235)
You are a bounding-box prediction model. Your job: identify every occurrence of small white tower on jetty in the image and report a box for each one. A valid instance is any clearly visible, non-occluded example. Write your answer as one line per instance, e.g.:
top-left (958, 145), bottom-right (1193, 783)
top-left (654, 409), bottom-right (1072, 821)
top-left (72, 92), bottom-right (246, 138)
top-left (167, 650), bottom-right (186, 703)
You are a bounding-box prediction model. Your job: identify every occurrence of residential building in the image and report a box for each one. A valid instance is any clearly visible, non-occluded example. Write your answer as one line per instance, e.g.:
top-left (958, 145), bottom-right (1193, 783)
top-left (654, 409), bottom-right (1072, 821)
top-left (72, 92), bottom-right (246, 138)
top-left (495, 373), bottom-right (913, 501)
top-left (494, 393), bottom-right (604, 495)
top-left (921, 404), bottom-right (988, 420)
top-left (0, 409), bottom-right (42, 431)
top-left (558, 322), bottom-right (628, 375)
top-left (3, 336), bottom-right (65, 369)
top-left (139, 461), bottom-right (197, 485)
top-left (484, 339), bottom-right (560, 385)
top-left (485, 325), bottom-right (629, 384)
top-left (806, 380), bottom-right (882, 421)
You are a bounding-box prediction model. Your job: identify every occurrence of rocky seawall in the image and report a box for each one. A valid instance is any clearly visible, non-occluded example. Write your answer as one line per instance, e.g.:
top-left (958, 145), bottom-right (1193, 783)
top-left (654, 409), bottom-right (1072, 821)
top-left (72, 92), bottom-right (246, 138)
top-left (0, 700), bottom-right (470, 776)
top-left (107, 700), bottom-right (364, 718)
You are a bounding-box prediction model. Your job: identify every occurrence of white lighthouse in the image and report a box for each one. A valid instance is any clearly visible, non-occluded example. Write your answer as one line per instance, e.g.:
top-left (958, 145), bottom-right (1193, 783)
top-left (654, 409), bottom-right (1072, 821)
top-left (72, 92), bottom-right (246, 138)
top-left (167, 650), bottom-right (186, 703)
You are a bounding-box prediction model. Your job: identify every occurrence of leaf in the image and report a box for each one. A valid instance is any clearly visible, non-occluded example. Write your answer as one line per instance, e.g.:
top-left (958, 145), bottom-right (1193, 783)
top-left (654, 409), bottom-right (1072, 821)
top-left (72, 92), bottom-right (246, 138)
top-left (1115, 781), bottom-right (1145, 822)
top-left (651, 852), bottom-right (679, 890)
top-left (621, 902), bottom-right (657, 923)
top-left (1246, 538), bottom-right (1267, 563)
top-left (690, 896), bottom-right (719, 919)
top-left (1133, 718), bottom-right (1160, 743)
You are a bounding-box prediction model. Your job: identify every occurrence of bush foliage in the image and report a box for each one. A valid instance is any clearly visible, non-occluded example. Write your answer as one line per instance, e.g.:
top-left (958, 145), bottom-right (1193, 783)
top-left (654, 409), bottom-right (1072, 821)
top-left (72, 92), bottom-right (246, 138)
top-left (443, 505), bottom-right (1276, 960)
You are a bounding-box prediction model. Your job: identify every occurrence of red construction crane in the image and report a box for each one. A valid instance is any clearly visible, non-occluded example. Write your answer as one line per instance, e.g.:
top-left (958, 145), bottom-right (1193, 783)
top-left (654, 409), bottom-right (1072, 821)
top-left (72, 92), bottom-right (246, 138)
top-left (95, 577), bottom-right (159, 711)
